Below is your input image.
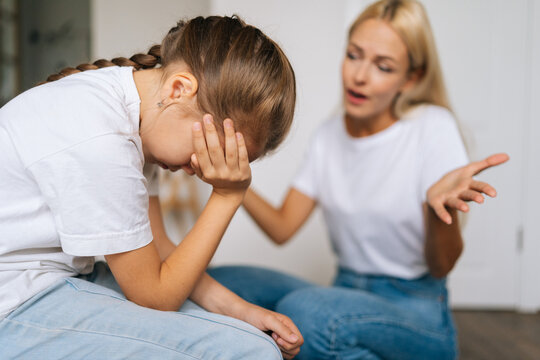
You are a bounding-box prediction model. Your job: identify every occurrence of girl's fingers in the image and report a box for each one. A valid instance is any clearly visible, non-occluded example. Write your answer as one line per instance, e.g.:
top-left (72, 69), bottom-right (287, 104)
top-left (223, 119), bottom-right (239, 169)
top-left (190, 153), bottom-right (203, 179)
top-left (264, 316), bottom-right (300, 347)
top-left (470, 180), bottom-right (497, 197)
top-left (458, 190), bottom-right (484, 204)
top-left (272, 333), bottom-right (297, 355)
top-left (236, 132), bottom-right (250, 173)
top-left (192, 121), bottom-right (211, 170)
top-left (446, 197), bottom-right (469, 213)
top-left (202, 114), bottom-right (225, 168)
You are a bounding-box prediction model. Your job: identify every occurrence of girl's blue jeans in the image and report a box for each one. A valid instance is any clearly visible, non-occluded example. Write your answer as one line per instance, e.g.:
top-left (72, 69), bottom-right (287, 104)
top-left (208, 265), bottom-right (458, 360)
top-left (0, 262), bottom-right (282, 359)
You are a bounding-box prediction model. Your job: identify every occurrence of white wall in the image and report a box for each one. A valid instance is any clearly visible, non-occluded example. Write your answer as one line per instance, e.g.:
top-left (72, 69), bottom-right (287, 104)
top-left (91, 0), bottom-right (210, 59)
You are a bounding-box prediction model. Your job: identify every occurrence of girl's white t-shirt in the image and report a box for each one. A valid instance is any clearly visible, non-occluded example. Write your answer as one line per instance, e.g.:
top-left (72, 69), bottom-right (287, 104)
top-left (292, 105), bottom-right (469, 279)
top-left (0, 66), bottom-right (159, 317)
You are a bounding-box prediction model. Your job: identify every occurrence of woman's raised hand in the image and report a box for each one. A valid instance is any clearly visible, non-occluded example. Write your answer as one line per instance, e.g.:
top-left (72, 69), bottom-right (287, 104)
top-left (426, 153), bottom-right (510, 224)
top-left (190, 114), bottom-right (252, 200)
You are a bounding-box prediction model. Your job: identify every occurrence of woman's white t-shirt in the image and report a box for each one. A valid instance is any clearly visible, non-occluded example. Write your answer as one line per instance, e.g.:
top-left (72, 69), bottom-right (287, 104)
top-left (0, 66), bottom-right (158, 317)
top-left (292, 105), bottom-right (469, 279)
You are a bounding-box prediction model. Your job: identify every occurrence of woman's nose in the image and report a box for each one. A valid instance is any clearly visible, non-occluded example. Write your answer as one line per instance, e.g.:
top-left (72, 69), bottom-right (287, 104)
top-left (353, 63), bottom-right (369, 84)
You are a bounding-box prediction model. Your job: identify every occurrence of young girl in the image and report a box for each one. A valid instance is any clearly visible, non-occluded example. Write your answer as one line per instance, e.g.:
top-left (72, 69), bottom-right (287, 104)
top-left (209, 2), bottom-right (509, 359)
top-left (0, 16), bottom-right (303, 359)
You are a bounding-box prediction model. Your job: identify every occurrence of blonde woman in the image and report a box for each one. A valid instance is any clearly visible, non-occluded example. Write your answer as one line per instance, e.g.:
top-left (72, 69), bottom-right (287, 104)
top-left (209, 1), bottom-right (508, 359)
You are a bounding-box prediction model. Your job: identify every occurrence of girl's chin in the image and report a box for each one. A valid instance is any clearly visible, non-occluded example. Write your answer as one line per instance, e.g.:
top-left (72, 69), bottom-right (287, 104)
top-left (181, 165), bottom-right (195, 175)
top-left (156, 161), bottom-right (169, 170)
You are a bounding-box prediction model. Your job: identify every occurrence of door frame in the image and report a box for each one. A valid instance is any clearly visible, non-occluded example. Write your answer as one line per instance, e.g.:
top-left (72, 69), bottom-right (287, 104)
top-left (518, 0), bottom-right (540, 313)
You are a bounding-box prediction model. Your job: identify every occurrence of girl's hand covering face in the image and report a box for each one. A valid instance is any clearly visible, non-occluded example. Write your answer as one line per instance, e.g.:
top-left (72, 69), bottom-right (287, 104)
top-left (427, 153), bottom-right (510, 224)
top-left (241, 304), bottom-right (304, 359)
top-left (190, 114), bottom-right (252, 199)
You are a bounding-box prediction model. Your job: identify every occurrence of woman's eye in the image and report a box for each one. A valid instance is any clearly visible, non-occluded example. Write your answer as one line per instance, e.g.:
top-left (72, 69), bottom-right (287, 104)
top-left (378, 64), bottom-right (393, 73)
top-left (346, 52), bottom-right (358, 60)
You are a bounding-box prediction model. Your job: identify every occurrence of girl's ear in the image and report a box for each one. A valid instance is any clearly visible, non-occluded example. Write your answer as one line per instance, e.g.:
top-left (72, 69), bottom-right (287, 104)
top-left (165, 72), bottom-right (199, 102)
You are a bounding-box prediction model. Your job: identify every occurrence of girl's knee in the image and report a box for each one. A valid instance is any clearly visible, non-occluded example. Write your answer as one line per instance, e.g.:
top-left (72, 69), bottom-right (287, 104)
top-left (201, 315), bottom-right (282, 360)
top-left (243, 338), bottom-right (283, 360)
top-left (224, 331), bottom-right (282, 360)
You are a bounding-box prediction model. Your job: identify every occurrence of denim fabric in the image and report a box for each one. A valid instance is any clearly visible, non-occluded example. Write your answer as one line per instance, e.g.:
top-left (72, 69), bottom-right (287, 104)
top-left (0, 262), bottom-right (282, 360)
top-left (208, 266), bottom-right (457, 360)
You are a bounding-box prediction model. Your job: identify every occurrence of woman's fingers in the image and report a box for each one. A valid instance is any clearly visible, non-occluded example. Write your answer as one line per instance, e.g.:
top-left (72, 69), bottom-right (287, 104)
top-left (430, 200), bottom-right (453, 225)
top-left (468, 153), bottom-right (510, 176)
top-left (470, 180), bottom-right (497, 197)
top-left (446, 197), bottom-right (469, 213)
top-left (458, 189), bottom-right (485, 204)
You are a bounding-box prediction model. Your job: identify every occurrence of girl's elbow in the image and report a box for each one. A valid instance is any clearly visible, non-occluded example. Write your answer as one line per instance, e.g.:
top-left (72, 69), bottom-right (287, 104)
top-left (126, 292), bottom-right (184, 312)
top-left (272, 232), bottom-right (292, 246)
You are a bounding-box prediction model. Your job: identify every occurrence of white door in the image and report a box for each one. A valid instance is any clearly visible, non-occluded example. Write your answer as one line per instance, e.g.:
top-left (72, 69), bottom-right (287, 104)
top-left (422, 0), bottom-right (531, 309)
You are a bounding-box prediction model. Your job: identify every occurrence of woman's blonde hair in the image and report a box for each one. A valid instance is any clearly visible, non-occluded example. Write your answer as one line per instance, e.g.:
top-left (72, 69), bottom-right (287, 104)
top-left (349, 0), bottom-right (450, 117)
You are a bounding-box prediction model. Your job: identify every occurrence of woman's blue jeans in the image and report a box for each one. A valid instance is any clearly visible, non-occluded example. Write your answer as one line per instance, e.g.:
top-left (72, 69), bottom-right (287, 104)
top-left (208, 266), bottom-right (458, 360)
top-left (0, 262), bottom-right (282, 359)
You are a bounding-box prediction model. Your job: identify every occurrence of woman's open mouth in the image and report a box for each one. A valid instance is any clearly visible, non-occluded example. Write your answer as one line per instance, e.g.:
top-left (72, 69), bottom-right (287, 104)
top-left (346, 89), bottom-right (369, 105)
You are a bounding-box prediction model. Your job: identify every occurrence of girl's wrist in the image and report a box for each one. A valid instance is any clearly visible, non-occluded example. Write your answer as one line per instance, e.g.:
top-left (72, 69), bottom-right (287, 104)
top-left (218, 294), bottom-right (251, 321)
top-left (210, 188), bottom-right (246, 206)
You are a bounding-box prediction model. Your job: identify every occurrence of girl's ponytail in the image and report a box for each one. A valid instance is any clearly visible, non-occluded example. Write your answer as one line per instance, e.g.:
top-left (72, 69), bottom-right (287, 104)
top-left (43, 44), bottom-right (162, 83)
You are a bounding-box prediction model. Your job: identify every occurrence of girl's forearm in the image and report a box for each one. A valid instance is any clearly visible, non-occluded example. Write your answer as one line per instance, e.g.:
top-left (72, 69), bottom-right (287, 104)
top-left (424, 204), bottom-right (464, 278)
top-left (189, 272), bottom-right (247, 318)
top-left (107, 191), bottom-right (242, 311)
top-left (157, 191), bottom-right (242, 307)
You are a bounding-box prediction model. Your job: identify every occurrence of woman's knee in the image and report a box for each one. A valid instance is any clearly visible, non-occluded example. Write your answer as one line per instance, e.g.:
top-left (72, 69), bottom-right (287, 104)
top-left (208, 265), bottom-right (314, 310)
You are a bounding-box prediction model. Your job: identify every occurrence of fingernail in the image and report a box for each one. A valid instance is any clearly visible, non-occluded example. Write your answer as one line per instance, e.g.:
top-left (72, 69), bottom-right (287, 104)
top-left (193, 122), bottom-right (201, 130)
top-left (224, 119), bottom-right (232, 128)
top-left (236, 132), bottom-right (242, 140)
top-left (290, 334), bottom-right (298, 342)
top-left (204, 115), bottom-right (212, 125)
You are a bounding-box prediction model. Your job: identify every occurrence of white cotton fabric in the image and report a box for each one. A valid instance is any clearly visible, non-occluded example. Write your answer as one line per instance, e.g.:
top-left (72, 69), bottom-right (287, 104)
top-left (0, 66), bottom-right (159, 317)
top-left (292, 105), bottom-right (469, 279)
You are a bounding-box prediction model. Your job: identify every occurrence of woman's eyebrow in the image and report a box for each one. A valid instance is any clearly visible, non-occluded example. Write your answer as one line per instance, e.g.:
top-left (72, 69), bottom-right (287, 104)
top-left (348, 42), bottom-right (397, 63)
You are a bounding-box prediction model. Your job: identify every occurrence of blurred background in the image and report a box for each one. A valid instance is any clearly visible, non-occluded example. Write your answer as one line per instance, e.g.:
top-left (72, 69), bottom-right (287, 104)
top-left (1, 0), bottom-right (538, 315)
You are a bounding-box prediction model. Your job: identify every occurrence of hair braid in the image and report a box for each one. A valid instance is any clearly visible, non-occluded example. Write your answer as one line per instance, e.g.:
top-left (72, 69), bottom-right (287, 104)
top-left (42, 44), bottom-right (162, 83)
